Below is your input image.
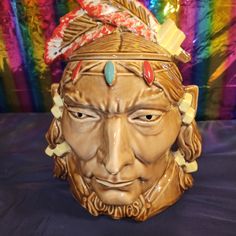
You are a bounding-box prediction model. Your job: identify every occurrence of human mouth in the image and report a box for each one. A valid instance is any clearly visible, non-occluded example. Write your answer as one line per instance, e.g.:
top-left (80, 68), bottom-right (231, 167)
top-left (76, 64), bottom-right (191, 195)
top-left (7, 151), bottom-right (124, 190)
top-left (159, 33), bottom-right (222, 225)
top-left (95, 178), bottom-right (134, 188)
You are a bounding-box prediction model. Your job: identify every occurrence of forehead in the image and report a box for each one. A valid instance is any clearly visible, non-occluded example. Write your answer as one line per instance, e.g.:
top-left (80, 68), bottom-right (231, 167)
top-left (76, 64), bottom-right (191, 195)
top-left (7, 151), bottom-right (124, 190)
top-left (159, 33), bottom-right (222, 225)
top-left (63, 74), bottom-right (171, 113)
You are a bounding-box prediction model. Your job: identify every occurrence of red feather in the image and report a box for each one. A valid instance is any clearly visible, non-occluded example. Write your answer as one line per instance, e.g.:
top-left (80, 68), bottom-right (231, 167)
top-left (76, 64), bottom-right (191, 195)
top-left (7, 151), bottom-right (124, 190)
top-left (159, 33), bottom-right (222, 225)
top-left (77, 0), bottom-right (160, 41)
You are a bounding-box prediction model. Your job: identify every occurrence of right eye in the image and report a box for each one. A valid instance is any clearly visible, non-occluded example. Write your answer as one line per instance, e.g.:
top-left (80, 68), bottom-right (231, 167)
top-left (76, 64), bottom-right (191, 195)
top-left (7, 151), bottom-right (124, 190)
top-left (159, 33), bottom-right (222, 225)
top-left (66, 107), bottom-right (100, 122)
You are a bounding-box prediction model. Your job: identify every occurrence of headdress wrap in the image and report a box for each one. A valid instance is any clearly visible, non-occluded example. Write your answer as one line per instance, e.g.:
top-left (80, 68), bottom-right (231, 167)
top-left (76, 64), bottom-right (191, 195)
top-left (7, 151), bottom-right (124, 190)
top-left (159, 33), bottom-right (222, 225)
top-left (45, 0), bottom-right (190, 65)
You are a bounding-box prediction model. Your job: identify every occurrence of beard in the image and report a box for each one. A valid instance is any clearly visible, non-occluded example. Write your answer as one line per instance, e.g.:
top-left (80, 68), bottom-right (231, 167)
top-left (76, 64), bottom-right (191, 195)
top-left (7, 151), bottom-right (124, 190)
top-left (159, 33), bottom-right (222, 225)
top-left (81, 191), bottom-right (148, 220)
top-left (53, 152), bottom-right (193, 221)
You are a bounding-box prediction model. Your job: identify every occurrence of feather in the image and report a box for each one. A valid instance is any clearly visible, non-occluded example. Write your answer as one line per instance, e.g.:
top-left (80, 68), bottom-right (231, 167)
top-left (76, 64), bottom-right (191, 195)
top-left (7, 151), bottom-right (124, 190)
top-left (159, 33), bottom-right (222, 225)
top-left (45, 23), bottom-right (116, 64)
top-left (77, 0), bottom-right (160, 41)
top-left (45, 0), bottom-right (190, 64)
top-left (77, 0), bottom-right (190, 62)
top-left (110, 0), bottom-right (160, 30)
top-left (45, 7), bottom-right (116, 64)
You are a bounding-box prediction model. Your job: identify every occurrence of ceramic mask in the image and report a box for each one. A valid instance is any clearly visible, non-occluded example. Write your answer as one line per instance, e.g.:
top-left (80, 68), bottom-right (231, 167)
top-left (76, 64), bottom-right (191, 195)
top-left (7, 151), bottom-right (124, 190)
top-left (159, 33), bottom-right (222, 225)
top-left (45, 0), bottom-right (202, 221)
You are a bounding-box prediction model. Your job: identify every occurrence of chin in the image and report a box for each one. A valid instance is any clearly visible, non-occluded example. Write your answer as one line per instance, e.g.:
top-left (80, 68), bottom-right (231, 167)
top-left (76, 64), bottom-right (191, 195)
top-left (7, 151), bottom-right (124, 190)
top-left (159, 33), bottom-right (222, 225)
top-left (98, 190), bottom-right (139, 205)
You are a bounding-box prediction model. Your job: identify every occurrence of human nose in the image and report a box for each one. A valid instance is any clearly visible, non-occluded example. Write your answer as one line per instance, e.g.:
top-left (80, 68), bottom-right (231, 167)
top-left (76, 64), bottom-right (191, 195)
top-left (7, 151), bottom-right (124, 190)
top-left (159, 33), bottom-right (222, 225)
top-left (102, 116), bottom-right (133, 175)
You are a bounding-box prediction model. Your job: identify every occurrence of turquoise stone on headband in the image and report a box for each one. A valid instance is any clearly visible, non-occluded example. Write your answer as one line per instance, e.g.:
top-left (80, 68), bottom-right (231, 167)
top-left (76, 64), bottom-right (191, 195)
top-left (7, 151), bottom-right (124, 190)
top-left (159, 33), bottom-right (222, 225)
top-left (104, 61), bottom-right (116, 86)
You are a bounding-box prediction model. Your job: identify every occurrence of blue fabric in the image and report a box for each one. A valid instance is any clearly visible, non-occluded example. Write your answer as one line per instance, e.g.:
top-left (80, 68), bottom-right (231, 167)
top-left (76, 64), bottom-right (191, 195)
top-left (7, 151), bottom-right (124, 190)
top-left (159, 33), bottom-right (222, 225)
top-left (0, 114), bottom-right (235, 236)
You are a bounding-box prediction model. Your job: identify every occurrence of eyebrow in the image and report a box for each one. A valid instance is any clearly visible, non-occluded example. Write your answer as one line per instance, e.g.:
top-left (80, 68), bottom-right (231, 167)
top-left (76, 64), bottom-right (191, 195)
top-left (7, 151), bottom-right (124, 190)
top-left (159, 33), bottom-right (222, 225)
top-left (64, 95), bottom-right (99, 111)
top-left (127, 101), bottom-right (171, 113)
top-left (128, 90), bottom-right (171, 112)
top-left (64, 92), bottom-right (171, 114)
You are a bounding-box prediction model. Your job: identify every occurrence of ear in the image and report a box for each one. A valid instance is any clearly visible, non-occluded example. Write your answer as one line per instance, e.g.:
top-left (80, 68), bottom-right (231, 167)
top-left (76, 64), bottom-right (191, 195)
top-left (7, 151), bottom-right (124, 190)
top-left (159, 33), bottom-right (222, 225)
top-left (178, 85), bottom-right (199, 125)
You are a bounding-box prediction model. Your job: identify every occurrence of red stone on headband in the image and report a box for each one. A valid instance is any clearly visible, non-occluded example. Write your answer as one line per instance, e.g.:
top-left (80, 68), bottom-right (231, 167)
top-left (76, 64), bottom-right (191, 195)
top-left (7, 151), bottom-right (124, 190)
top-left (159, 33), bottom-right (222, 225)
top-left (143, 61), bottom-right (154, 85)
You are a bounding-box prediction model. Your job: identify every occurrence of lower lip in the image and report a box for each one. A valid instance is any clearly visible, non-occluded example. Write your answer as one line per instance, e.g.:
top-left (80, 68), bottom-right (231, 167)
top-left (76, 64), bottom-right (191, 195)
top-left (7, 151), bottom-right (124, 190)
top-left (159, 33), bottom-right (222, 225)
top-left (95, 178), bottom-right (134, 188)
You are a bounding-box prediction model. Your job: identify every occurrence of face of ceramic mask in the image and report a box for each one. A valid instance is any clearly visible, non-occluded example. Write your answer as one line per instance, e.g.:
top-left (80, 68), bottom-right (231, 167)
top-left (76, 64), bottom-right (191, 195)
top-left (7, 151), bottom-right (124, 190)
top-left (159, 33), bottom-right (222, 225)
top-left (61, 72), bottom-right (182, 206)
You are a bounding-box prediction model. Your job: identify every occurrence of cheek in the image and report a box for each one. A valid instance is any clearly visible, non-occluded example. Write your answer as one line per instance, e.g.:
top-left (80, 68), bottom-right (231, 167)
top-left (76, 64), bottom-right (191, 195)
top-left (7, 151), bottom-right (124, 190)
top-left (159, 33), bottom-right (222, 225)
top-left (61, 111), bottom-right (102, 160)
top-left (130, 108), bottom-right (181, 163)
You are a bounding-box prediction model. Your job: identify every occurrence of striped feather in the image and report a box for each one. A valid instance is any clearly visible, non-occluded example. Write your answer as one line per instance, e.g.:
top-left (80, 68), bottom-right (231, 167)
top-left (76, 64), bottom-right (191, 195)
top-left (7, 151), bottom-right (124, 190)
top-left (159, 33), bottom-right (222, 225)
top-left (45, 7), bottom-right (102, 64)
top-left (111, 0), bottom-right (160, 29)
top-left (77, 0), bottom-right (161, 41)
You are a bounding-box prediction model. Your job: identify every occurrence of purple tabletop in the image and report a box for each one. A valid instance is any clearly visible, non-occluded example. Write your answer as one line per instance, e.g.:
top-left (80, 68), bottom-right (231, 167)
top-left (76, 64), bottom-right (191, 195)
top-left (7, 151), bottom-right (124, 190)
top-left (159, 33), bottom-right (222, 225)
top-left (0, 114), bottom-right (236, 236)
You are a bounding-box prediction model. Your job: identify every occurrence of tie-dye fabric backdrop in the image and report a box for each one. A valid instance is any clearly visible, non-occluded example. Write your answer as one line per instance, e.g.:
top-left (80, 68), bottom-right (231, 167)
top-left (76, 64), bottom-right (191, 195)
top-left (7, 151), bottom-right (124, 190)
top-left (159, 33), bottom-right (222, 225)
top-left (0, 0), bottom-right (235, 120)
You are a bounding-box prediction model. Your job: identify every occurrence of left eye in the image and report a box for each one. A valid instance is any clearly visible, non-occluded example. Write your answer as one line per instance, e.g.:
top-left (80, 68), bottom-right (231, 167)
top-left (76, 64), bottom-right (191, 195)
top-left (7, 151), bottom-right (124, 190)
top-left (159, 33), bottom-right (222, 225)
top-left (74, 112), bottom-right (88, 119)
top-left (70, 111), bottom-right (91, 120)
top-left (136, 115), bottom-right (160, 122)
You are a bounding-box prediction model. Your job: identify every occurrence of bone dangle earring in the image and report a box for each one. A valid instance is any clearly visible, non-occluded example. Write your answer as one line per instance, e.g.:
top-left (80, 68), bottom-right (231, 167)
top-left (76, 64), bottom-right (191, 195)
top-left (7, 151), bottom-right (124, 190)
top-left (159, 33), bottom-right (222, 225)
top-left (179, 93), bottom-right (196, 125)
top-left (173, 150), bottom-right (198, 173)
top-left (45, 85), bottom-right (71, 158)
top-left (173, 92), bottom-right (198, 173)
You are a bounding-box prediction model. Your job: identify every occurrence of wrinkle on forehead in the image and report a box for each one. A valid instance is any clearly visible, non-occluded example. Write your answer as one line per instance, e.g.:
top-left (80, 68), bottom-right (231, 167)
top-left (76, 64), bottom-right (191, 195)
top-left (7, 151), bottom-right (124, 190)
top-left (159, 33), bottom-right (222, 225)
top-left (63, 75), bottom-right (171, 114)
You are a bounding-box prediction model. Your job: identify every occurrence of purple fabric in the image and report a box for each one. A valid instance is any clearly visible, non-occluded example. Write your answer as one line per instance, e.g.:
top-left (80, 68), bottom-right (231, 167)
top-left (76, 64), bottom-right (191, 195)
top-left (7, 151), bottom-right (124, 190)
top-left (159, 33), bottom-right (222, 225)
top-left (0, 114), bottom-right (236, 235)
